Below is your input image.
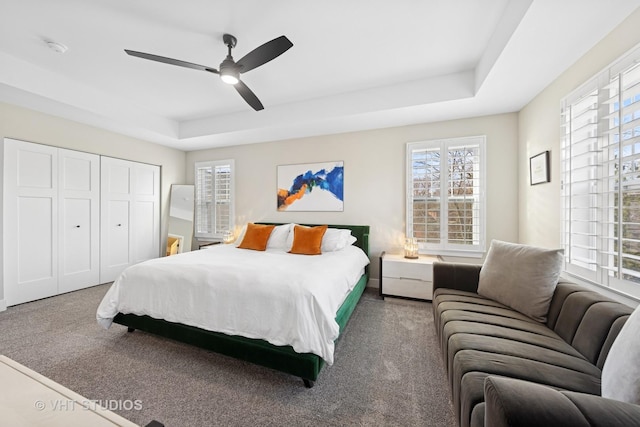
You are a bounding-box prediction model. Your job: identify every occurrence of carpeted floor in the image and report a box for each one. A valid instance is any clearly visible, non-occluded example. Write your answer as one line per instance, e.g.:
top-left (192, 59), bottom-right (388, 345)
top-left (0, 285), bottom-right (456, 426)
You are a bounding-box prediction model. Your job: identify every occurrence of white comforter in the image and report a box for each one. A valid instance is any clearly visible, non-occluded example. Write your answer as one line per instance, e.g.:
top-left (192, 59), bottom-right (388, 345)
top-left (96, 244), bottom-right (370, 364)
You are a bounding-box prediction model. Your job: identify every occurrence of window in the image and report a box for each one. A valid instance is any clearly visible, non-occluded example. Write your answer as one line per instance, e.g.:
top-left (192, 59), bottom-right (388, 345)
top-left (561, 45), bottom-right (640, 297)
top-left (406, 136), bottom-right (486, 257)
top-left (194, 160), bottom-right (234, 240)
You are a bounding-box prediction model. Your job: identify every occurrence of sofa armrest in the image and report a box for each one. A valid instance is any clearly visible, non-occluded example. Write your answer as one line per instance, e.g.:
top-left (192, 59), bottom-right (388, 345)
top-left (482, 376), bottom-right (640, 427)
top-left (433, 262), bottom-right (481, 294)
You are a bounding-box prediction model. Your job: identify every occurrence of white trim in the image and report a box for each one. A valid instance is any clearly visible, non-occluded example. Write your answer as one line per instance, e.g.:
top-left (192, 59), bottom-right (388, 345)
top-left (0, 300), bottom-right (6, 312)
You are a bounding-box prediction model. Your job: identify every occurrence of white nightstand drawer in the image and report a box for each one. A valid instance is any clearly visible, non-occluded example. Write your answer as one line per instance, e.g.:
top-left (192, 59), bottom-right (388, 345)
top-left (379, 253), bottom-right (439, 301)
top-left (383, 277), bottom-right (433, 300)
top-left (383, 258), bottom-right (433, 281)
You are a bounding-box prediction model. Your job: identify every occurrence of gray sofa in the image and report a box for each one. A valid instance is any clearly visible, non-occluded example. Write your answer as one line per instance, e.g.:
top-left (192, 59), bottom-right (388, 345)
top-left (432, 261), bottom-right (640, 427)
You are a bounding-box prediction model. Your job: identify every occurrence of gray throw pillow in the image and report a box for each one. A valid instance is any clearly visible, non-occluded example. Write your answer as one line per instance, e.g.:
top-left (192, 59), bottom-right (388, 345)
top-left (477, 240), bottom-right (563, 322)
top-left (602, 304), bottom-right (640, 404)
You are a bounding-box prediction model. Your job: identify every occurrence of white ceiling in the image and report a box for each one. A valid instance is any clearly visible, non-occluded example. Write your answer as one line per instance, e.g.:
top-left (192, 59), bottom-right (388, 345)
top-left (1, 0), bottom-right (638, 151)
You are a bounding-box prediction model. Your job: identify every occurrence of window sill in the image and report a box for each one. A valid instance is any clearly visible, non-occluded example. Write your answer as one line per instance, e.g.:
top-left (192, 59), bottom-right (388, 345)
top-left (421, 250), bottom-right (484, 259)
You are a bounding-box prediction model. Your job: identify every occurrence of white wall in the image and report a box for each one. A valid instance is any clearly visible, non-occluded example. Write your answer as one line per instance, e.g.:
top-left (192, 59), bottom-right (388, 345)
top-left (186, 112), bottom-right (519, 286)
top-left (0, 102), bottom-right (186, 304)
top-left (519, 8), bottom-right (640, 305)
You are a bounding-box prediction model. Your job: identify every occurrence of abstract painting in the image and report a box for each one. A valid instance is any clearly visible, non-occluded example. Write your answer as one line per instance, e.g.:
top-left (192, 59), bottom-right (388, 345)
top-left (277, 161), bottom-right (344, 211)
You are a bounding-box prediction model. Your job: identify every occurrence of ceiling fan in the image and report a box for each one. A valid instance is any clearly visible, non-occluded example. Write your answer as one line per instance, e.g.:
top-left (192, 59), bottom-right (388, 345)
top-left (125, 34), bottom-right (293, 111)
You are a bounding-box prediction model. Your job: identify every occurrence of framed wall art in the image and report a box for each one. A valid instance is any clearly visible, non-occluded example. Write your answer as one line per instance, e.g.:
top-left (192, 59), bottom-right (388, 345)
top-left (530, 151), bottom-right (550, 185)
top-left (277, 161), bottom-right (344, 211)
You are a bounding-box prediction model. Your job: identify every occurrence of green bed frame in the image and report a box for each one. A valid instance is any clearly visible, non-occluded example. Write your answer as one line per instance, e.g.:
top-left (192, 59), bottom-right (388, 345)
top-left (113, 224), bottom-right (370, 388)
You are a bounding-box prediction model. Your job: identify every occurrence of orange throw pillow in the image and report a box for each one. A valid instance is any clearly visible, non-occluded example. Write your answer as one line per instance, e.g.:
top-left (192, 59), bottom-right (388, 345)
top-left (289, 225), bottom-right (328, 255)
top-left (237, 223), bottom-right (275, 251)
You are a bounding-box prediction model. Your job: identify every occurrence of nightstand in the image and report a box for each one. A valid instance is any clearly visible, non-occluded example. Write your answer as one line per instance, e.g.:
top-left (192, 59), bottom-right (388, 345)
top-left (379, 252), bottom-right (440, 301)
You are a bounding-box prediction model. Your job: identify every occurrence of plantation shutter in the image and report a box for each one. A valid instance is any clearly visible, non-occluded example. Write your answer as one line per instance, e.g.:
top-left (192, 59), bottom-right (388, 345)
top-left (561, 84), bottom-right (600, 281)
top-left (561, 44), bottom-right (640, 297)
top-left (603, 59), bottom-right (640, 285)
top-left (194, 160), bottom-right (234, 239)
top-left (407, 136), bottom-right (486, 257)
top-left (212, 164), bottom-right (231, 234)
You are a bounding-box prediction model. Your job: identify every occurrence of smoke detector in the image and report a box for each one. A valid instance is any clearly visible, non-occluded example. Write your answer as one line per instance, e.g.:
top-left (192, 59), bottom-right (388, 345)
top-left (46, 41), bottom-right (68, 54)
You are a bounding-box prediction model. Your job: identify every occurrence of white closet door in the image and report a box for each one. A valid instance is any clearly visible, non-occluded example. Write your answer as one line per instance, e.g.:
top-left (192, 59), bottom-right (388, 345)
top-left (100, 157), bottom-right (160, 283)
top-left (100, 157), bottom-right (132, 283)
top-left (4, 139), bottom-right (59, 305)
top-left (58, 149), bottom-right (100, 293)
top-left (131, 162), bottom-right (160, 264)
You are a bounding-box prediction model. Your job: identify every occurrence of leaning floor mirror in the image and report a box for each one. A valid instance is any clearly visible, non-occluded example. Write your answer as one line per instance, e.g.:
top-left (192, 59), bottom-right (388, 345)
top-left (167, 184), bottom-right (195, 256)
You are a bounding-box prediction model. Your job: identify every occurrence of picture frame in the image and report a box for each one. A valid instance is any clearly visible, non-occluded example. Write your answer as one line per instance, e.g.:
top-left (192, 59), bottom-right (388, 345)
top-left (277, 161), bottom-right (344, 212)
top-left (530, 151), bottom-right (550, 185)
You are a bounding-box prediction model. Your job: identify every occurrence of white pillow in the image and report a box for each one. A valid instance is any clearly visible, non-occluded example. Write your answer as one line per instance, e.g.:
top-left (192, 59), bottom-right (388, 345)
top-left (322, 229), bottom-right (353, 252)
top-left (266, 223), bottom-right (293, 250)
top-left (602, 304), bottom-right (640, 404)
top-left (477, 240), bottom-right (563, 322)
top-left (345, 235), bottom-right (357, 247)
top-left (285, 226), bottom-right (353, 252)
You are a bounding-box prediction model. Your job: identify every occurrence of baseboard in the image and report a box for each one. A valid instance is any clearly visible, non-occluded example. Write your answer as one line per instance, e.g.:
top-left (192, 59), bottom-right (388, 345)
top-left (0, 299), bottom-right (6, 312)
top-left (367, 278), bottom-right (380, 289)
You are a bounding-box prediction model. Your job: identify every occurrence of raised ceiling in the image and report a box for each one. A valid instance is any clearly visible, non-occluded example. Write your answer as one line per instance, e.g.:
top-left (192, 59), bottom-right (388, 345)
top-left (0, 0), bottom-right (638, 151)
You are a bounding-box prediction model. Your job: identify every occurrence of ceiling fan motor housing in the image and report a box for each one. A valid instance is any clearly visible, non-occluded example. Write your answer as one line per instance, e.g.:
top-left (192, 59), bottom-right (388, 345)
top-left (223, 33), bottom-right (237, 48)
top-left (219, 58), bottom-right (239, 84)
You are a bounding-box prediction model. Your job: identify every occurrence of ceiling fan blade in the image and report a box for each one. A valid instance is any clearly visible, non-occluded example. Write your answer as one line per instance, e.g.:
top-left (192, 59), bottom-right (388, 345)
top-left (234, 81), bottom-right (264, 111)
top-left (236, 36), bottom-right (293, 74)
top-left (124, 49), bottom-right (219, 74)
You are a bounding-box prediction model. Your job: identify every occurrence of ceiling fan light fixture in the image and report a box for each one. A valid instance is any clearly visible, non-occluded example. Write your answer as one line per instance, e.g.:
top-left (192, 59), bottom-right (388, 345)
top-left (220, 72), bottom-right (239, 85)
top-left (220, 58), bottom-right (239, 85)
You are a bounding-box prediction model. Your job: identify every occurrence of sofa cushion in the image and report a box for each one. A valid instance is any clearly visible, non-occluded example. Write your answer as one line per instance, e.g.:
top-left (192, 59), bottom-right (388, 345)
top-left (433, 288), bottom-right (504, 332)
top-left (434, 301), bottom-right (578, 364)
top-left (477, 240), bottom-right (563, 322)
top-left (469, 403), bottom-right (485, 427)
top-left (483, 376), bottom-right (591, 427)
top-left (448, 334), bottom-right (601, 384)
top-left (550, 289), bottom-right (633, 368)
top-left (602, 304), bottom-right (640, 404)
top-left (453, 350), bottom-right (601, 427)
top-left (564, 391), bottom-right (640, 426)
top-left (482, 376), bottom-right (640, 427)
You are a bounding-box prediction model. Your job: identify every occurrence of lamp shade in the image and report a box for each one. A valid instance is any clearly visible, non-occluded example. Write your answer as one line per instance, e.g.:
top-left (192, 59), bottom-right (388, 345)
top-left (404, 238), bottom-right (419, 259)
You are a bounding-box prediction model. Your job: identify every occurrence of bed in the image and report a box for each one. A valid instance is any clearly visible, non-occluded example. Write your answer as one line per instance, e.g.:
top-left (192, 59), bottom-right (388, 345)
top-left (97, 223), bottom-right (370, 387)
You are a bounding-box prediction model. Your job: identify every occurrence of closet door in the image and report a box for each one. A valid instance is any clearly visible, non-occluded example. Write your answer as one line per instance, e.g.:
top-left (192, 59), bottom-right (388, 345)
top-left (131, 162), bottom-right (160, 264)
top-left (4, 139), bottom-right (59, 306)
top-left (100, 157), bottom-right (133, 283)
top-left (58, 149), bottom-right (100, 293)
top-left (100, 157), bottom-right (160, 283)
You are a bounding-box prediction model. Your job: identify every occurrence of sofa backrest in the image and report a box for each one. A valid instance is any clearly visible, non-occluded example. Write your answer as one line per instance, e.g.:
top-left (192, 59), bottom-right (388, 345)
top-left (546, 281), bottom-right (633, 369)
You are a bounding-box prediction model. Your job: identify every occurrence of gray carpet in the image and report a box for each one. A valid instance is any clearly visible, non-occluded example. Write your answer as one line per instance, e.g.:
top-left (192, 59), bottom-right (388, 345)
top-left (0, 285), bottom-right (456, 426)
